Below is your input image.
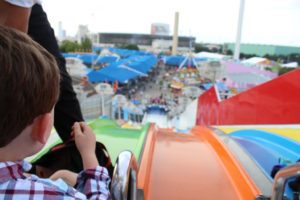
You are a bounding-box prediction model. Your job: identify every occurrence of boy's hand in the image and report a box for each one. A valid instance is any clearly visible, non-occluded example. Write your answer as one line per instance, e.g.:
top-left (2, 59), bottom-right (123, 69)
top-left (73, 122), bottom-right (96, 157)
top-left (73, 122), bottom-right (99, 169)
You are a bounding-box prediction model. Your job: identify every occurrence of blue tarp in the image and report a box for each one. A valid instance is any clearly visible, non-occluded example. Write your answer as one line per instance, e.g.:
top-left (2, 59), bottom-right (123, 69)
top-left (67, 51), bottom-right (158, 83)
top-left (87, 70), bottom-right (113, 83)
top-left (96, 56), bottom-right (119, 64)
top-left (87, 63), bottom-right (142, 84)
top-left (92, 46), bottom-right (102, 53)
top-left (78, 54), bottom-right (98, 65)
top-left (63, 53), bottom-right (119, 65)
top-left (127, 55), bottom-right (157, 73)
top-left (165, 55), bottom-right (185, 66)
top-left (164, 55), bottom-right (205, 67)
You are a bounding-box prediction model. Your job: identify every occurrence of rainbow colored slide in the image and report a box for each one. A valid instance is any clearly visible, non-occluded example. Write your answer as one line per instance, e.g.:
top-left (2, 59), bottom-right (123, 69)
top-left (28, 69), bottom-right (300, 199)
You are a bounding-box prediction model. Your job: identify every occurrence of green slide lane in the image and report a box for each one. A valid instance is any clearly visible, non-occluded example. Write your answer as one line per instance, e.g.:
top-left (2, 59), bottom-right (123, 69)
top-left (89, 119), bottom-right (150, 164)
top-left (29, 119), bottom-right (149, 165)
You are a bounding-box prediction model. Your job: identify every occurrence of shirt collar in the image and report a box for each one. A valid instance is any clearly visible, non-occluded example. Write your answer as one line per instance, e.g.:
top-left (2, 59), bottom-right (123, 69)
top-left (0, 160), bottom-right (32, 182)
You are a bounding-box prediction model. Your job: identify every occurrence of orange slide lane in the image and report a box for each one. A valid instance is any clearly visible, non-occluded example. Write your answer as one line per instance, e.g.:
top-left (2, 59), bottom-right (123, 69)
top-left (137, 124), bottom-right (260, 200)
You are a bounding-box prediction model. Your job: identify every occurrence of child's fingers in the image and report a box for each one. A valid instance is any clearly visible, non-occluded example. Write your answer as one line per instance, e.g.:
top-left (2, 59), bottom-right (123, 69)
top-left (79, 122), bottom-right (87, 128)
top-left (71, 131), bottom-right (74, 137)
top-left (73, 122), bottom-right (82, 136)
top-left (79, 122), bottom-right (90, 133)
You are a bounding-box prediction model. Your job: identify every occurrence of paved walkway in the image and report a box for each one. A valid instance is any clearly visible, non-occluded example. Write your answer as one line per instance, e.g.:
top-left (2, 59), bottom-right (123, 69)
top-left (134, 64), bottom-right (174, 103)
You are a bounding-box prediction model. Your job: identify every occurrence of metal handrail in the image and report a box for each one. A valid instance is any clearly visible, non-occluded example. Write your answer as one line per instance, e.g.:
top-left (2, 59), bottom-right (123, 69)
top-left (111, 151), bottom-right (138, 200)
top-left (272, 163), bottom-right (300, 200)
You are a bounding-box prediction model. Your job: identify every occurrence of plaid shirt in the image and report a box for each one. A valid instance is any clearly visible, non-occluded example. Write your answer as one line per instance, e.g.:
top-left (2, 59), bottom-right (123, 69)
top-left (0, 161), bottom-right (111, 199)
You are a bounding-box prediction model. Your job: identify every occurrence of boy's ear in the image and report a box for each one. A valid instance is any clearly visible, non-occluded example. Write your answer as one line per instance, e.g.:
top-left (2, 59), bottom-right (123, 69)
top-left (31, 113), bottom-right (52, 144)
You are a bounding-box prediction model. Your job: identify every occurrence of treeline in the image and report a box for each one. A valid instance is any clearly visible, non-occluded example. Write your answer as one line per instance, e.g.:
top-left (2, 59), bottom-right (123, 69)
top-left (194, 43), bottom-right (222, 54)
top-left (240, 53), bottom-right (300, 75)
top-left (194, 43), bottom-right (300, 63)
top-left (194, 43), bottom-right (300, 75)
top-left (116, 44), bottom-right (139, 50)
top-left (240, 53), bottom-right (300, 64)
top-left (59, 37), bottom-right (92, 53)
top-left (59, 39), bottom-right (140, 53)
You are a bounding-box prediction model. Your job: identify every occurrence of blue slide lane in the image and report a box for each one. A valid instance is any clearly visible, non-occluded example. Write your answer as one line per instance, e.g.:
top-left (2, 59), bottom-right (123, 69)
top-left (229, 130), bottom-right (300, 179)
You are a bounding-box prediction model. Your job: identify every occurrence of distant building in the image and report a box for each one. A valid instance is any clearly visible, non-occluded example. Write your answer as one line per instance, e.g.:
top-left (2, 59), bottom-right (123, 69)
top-left (225, 43), bottom-right (300, 56)
top-left (151, 23), bottom-right (170, 36)
top-left (90, 33), bottom-right (99, 44)
top-left (57, 21), bottom-right (66, 41)
top-left (76, 25), bottom-right (90, 43)
top-left (96, 33), bottom-right (196, 53)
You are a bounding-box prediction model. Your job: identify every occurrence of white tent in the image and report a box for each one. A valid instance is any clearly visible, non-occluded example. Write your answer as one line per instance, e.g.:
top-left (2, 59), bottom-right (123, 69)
top-left (195, 51), bottom-right (227, 60)
top-left (65, 57), bottom-right (88, 77)
top-left (281, 62), bottom-right (298, 68)
top-left (241, 57), bottom-right (268, 66)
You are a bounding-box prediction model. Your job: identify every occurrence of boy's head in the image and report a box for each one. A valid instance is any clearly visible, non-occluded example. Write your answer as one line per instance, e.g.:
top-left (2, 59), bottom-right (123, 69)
top-left (0, 26), bottom-right (60, 148)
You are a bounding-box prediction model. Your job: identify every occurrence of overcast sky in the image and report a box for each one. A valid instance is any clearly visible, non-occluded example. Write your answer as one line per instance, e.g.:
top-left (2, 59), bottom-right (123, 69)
top-left (43, 0), bottom-right (300, 46)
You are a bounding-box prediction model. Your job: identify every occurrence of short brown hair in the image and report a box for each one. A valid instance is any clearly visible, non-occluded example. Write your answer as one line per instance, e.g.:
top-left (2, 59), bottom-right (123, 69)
top-left (0, 26), bottom-right (60, 147)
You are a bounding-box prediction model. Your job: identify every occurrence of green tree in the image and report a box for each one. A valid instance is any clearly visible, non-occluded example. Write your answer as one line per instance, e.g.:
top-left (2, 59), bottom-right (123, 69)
top-left (289, 53), bottom-right (300, 63)
top-left (225, 49), bottom-right (233, 55)
top-left (278, 67), bottom-right (296, 76)
top-left (211, 47), bottom-right (219, 53)
top-left (81, 37), bottom-right (92, 51)
top-left (59, 40), bottom-right (80, 52)
top-left (194, 43), bottom-right (210, 53)
top-left (118, 44), bottom-right (139, 50)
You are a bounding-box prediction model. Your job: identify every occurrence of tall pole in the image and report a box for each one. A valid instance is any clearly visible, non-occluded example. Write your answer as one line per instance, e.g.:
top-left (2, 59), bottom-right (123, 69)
top-left (172, 12), bottom-right (179, 55)
top-left (234, 0), bottom-right (245, 60)
top-left (101, 92), bottom-right (105, 116)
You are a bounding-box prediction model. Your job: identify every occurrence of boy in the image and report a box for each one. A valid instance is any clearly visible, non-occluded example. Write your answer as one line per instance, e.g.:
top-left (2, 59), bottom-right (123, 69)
top-left (0, 0), bottom-right (85, 142)
top-left (0, 26), bottom-right (110, 199)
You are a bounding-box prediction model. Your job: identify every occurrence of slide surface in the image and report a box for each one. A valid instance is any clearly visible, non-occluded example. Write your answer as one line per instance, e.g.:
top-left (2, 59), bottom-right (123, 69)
top-left (89, 119), bottom-right (149, 163)
top-left (138, 125), bottom-right (261, 200)
top-left (229, 129), bottom-right (300, 178)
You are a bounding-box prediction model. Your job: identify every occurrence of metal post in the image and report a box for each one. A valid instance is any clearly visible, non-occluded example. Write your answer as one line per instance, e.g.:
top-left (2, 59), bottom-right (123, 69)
top-left (101, 93), bottom-right (105, 116)
top-left (234, 0), bottom-right (246, 60)
top-left (172, 12), bottom-right (179, 55)
top-left (118, 106), bottom-right (121, 120)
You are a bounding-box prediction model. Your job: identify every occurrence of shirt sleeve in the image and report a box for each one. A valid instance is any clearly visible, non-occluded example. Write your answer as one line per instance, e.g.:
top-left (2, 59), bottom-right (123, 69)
top-left (4, 0), bottom-right (40, 8)
top-left (76, 166), bottom-right (111, 200)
